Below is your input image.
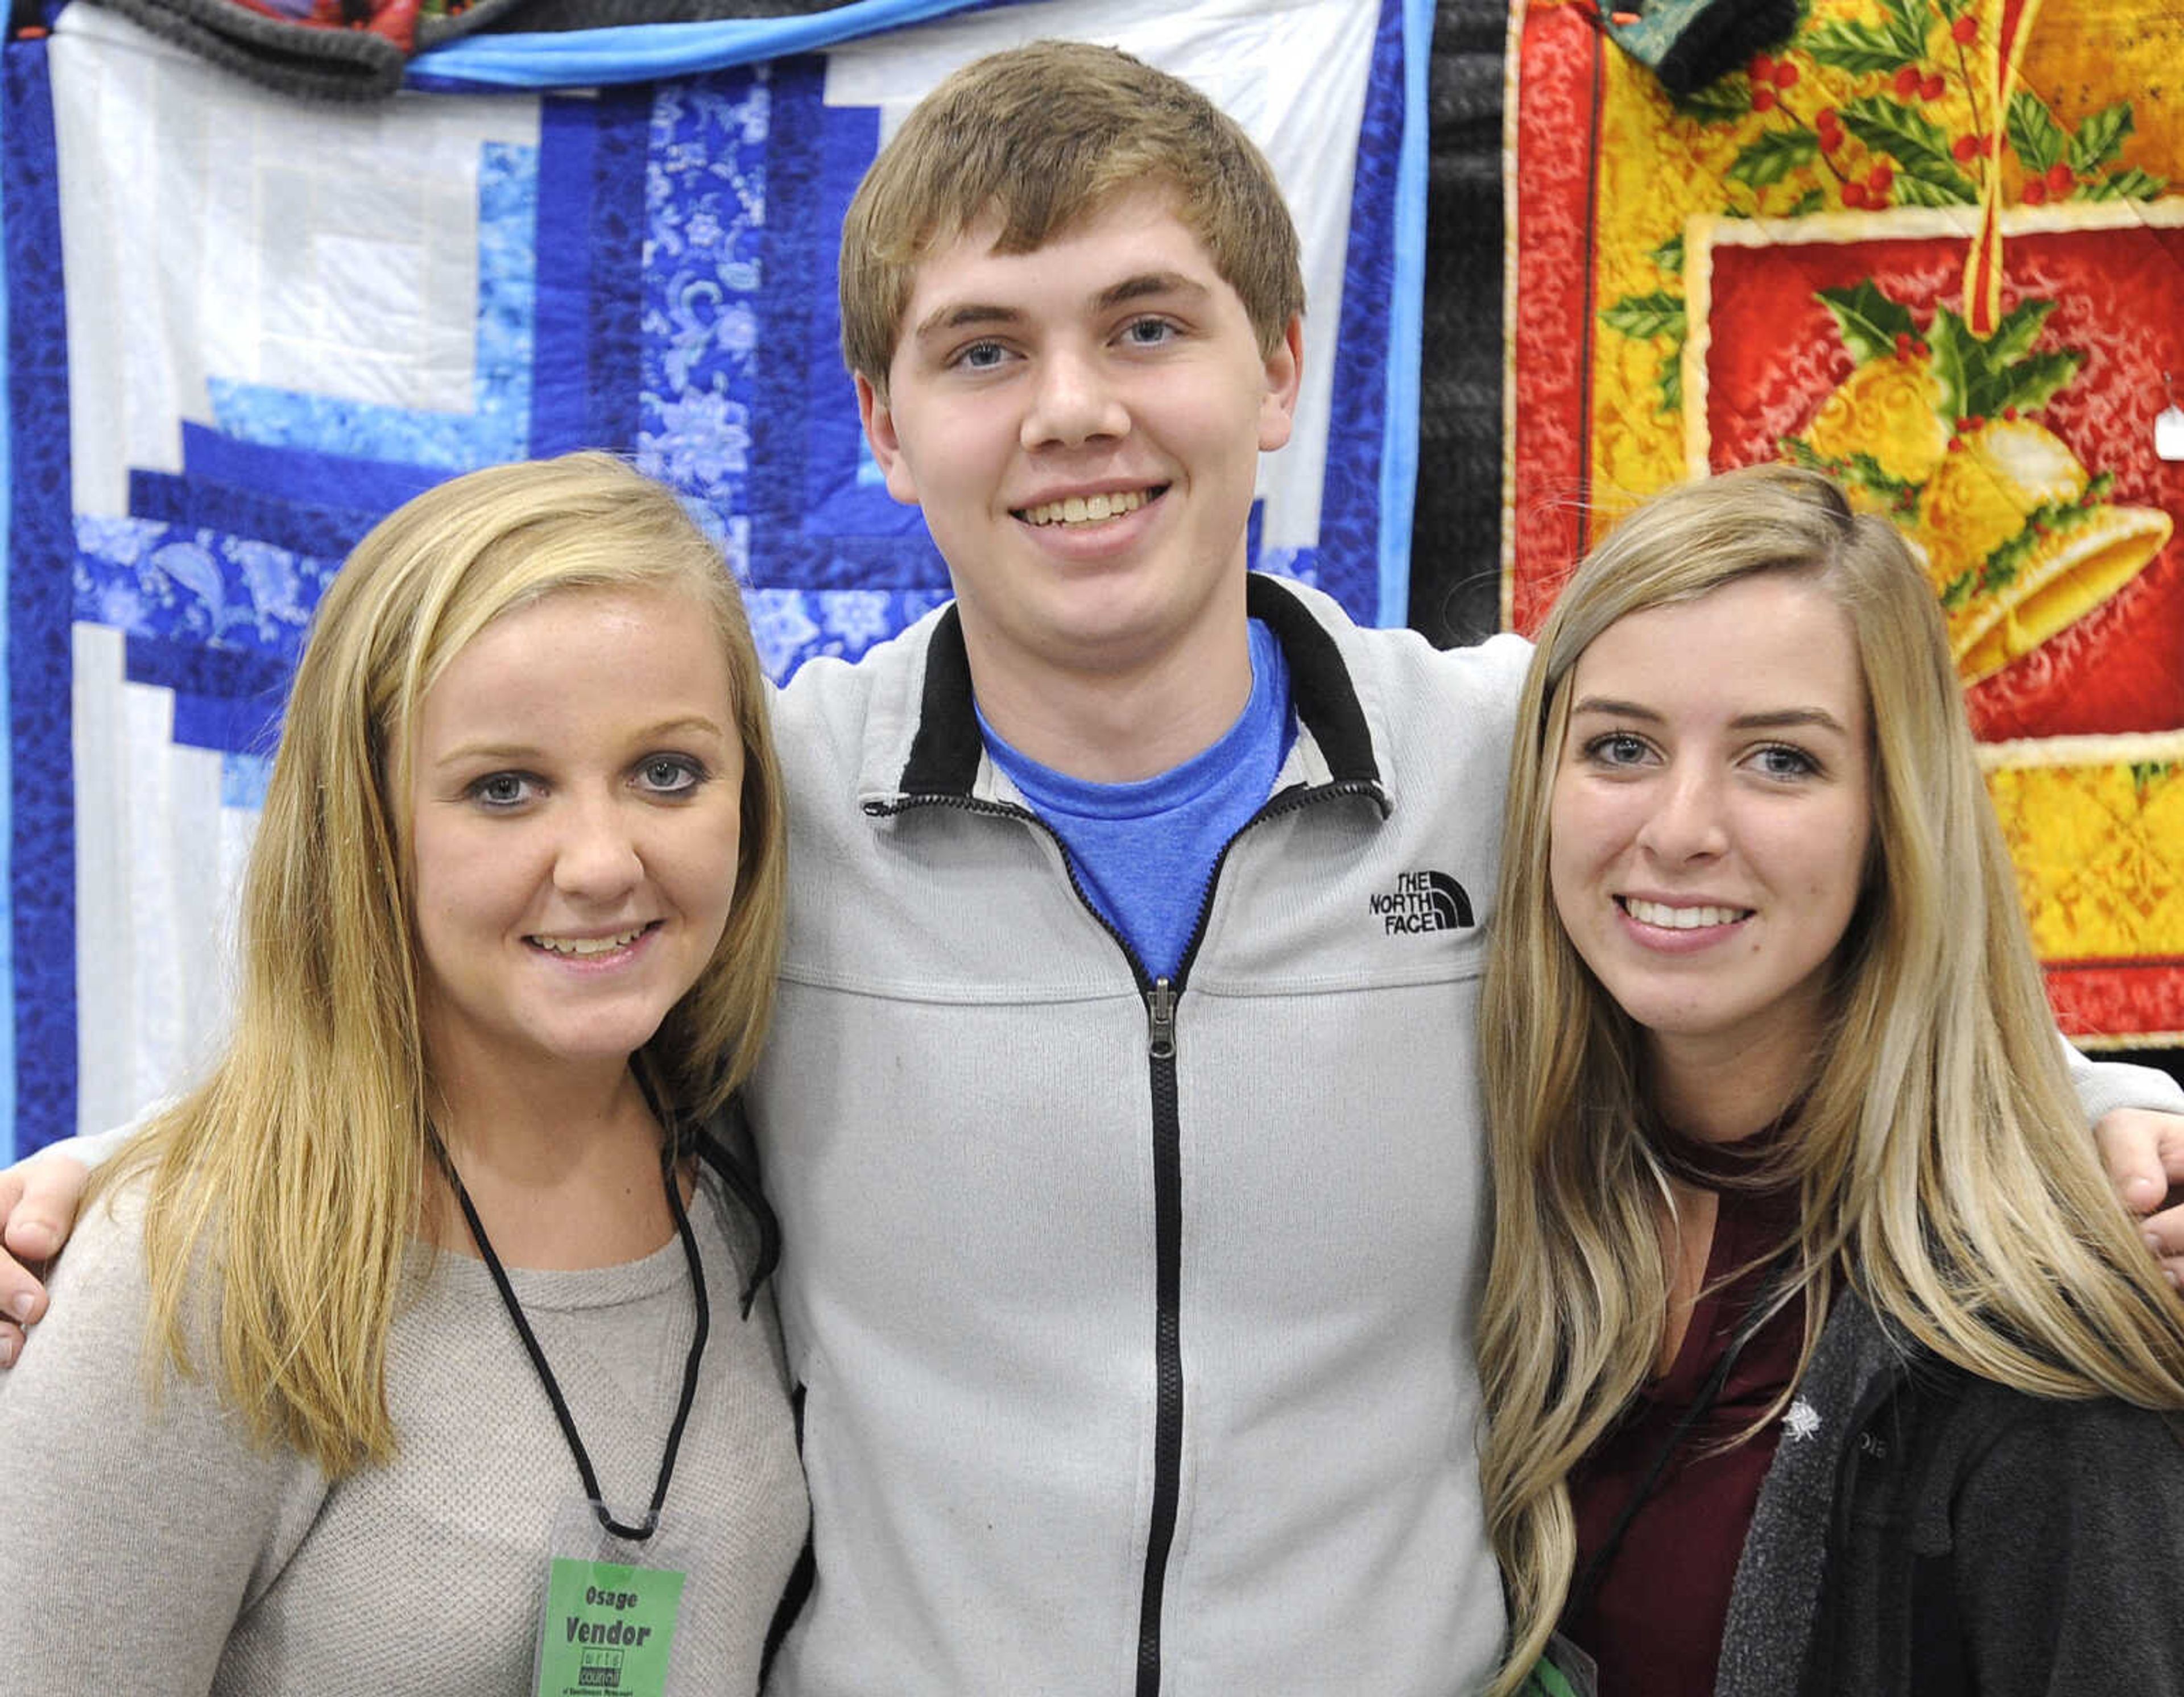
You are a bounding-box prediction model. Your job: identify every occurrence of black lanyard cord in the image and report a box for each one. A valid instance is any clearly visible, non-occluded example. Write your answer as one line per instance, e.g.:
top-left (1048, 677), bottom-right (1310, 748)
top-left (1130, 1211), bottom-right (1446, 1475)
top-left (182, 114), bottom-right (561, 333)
top-left (1563, 1252), bottom-right (1796, 1630)
top-left (447, 1140), bottom-right (711, 1542)
top-left (1564, 1321), bottom-right (1748, 1630)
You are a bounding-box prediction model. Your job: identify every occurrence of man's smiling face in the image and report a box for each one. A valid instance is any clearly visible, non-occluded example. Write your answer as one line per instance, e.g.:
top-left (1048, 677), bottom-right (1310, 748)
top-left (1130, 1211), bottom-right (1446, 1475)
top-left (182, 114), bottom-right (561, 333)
top-left (858, 187), bottom-right (1302, 701)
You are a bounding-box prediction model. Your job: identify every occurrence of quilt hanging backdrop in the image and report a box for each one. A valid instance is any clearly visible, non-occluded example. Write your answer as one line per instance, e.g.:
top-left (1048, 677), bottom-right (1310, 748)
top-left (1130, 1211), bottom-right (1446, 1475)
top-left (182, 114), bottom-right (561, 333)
top-left (1507, 0), bottom-right (2184, 1046)
top-left (1, 0), bottom-right (1428, 1155)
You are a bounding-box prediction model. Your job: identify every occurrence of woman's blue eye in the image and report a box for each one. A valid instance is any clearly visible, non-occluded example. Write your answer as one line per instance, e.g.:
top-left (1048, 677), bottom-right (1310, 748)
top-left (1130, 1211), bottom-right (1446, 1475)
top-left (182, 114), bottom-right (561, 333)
top-left (1588, 732), bottom-right (1648, 765)
top-left (640, 756), bottom-right (704, 794)
top-left (1755, 744), bottom-right (1817, 779)
top-left (469, 772), bottom-right (535, 808)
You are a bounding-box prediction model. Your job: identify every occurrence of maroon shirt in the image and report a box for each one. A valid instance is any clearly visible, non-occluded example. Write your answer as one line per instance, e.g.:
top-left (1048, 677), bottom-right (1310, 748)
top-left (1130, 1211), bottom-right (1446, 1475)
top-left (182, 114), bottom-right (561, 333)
top-left (1565, 1145), bottom-right (1806, 1696)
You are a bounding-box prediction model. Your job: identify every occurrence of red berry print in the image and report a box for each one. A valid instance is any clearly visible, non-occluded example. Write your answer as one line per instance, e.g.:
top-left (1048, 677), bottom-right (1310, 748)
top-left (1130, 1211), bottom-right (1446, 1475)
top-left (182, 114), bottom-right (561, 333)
top-left (1951, 14), bottom-right (1978, 43)
top-left (2023, 179), bottom-right (2048, 204)
top-left (1952, 133), bottom-right (1980, 163)
top-left (1752, 86), bottom-right (1778, 113)
top-left (1774, 61), bottom-right (1800, 88)
top-left (2045, 161), bottom-right (2075, 192)
top-left (1867, 163), bottom-right (1894, 192)
top-left (1893, 65), bottom-right (1922, 98)
top-left (1921, 73), bottom-right (1946, 100)
top-left (2003, 405), bottom-right (2019, 421)
top-left (1894, 331), bottom-right (1914, 359)
top-left (1842, 181), bottom-right (1869, 208)
top-left (1750, 52), bottom-right (1774, 82)
top-left (1913, 339), bottom-right (1930, 358)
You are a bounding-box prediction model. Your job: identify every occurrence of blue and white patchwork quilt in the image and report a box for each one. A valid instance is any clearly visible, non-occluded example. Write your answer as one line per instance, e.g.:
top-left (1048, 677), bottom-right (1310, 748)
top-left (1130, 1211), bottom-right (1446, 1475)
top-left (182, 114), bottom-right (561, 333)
top-left (1, 0), bottom-right (1429, 1153)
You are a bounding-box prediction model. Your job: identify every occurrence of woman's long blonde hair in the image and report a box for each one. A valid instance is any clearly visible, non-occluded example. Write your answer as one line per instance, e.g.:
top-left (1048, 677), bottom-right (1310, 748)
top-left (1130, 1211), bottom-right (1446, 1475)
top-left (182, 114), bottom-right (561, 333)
top-left (1476, 463), bottom-right (2184, 1691)
top-left (93, 452), bottom-right (787, 1476)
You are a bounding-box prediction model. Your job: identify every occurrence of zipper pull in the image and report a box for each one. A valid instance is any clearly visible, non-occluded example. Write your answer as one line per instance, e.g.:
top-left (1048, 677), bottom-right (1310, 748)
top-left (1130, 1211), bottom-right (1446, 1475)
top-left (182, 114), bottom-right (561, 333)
top-left (1148, 979), bottom-right (1176, 1061)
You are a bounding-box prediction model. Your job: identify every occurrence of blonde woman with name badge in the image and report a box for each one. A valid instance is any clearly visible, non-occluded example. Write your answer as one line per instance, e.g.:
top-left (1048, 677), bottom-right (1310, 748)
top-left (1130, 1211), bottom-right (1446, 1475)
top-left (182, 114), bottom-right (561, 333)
top-left (0, 454), bottom-right (807, 1694)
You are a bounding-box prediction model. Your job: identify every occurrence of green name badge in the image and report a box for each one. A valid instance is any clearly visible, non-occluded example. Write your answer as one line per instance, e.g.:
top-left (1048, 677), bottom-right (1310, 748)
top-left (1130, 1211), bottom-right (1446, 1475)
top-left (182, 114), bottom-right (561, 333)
top-left (535, 1556), bottom-right (685, 1697)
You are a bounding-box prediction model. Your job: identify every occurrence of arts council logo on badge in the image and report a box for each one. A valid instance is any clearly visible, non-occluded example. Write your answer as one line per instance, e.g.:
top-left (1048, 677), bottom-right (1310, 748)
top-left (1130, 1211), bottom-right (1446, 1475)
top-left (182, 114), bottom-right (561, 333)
top-left (1370, 870), bottom-right (1475, 934)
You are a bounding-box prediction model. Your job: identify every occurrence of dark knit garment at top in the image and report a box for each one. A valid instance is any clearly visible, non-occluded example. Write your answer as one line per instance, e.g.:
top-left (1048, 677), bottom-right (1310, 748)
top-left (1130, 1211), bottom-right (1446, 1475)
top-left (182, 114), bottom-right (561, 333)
top-left (1565, 1128), bottom-right (1807, 1697)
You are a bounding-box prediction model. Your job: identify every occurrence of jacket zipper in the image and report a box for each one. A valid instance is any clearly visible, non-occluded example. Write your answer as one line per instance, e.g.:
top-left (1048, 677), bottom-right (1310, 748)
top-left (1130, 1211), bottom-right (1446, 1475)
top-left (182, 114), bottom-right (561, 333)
top-left (873, 778), bottom-right (1383, 1695)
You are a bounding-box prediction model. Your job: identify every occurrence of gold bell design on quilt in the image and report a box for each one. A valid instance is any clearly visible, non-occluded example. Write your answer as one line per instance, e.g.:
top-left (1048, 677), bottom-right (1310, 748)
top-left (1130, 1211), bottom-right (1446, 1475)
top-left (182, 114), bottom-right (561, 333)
top-left (1788, 317), bottom-right (2171, 686)
top-left (1781, 0), bottom-right (2171, 685)
top-left (1912, 416), bottom-right (2170, 682)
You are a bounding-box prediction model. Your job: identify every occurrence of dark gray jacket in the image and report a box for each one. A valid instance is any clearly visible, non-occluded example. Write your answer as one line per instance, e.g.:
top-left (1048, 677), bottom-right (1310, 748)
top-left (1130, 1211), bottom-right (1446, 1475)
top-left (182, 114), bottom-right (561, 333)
top-left (1718, 1295), bottom-right (2184, 1697)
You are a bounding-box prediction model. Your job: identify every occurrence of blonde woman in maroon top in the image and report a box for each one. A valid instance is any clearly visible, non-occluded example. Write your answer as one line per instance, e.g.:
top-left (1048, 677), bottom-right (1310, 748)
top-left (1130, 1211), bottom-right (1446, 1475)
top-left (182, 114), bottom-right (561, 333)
top-left (1476, 464), bottom-right (2184, 1695)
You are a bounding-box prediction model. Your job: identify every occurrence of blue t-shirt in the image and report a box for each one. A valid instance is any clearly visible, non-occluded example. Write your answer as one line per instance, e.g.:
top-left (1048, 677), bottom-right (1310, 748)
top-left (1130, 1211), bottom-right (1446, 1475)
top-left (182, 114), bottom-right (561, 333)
top-left (980, 620), bottom-right (1294, 982)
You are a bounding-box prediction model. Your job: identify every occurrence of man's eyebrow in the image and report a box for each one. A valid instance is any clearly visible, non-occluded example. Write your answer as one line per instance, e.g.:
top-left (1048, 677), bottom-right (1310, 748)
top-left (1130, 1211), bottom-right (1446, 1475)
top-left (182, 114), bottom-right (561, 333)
top-left (911, 302), bottom-right (1021, 341)
top-left (1093, 271), bottom-right (1208, 312)
top-left (909, 272), bottom-right (1212, 344)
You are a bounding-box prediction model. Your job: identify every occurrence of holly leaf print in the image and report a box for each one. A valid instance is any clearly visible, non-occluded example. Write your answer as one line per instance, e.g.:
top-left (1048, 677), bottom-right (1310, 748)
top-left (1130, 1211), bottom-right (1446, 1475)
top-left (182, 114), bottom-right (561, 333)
top-left (1838, 97), bottom-right (1979, 200)
top-left (1894, 173), bottom-right (1977, 207)
top-left (1802, 18), bottom-right (1917, 73)
top-left (1651, 233), bottom-right (1686, 274)
top-left (1926, 305), bottom-right (1976, 423)
top-left (1601, 292), bottom-right (1686, 340)
top-left (1672, 81), bottom-right (1752, 125)
top-left (2007, 91), bottom-right (2066, 172)
top-left (1656, 346), bottom-right (1684, 417)
top-left (1983, 299), bottom-right (2057, 367)
top-left (1816, 281), bottom-right (1917, 366)
top-left (2069, 101), bottom-right (2133, 173)
top-left (1728, 129), bottom-right (1821, 187)
top-left (1974, 349), bottom-right (2082, 419)
top-left (2082, 165), bottom-right (2167, 200)
top-left (1876, 0), bottom-right (1931, 55)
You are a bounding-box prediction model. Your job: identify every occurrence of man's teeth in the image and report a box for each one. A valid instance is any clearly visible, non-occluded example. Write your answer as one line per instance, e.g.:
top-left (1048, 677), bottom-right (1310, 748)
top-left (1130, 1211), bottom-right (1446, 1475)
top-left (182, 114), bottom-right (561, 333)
top-left (1622, 899), bottom-right (1747, 930)
top-left (1020, 489), bottom-right (1148, 527)
top-left (533, 927), bottom-right (646, 957)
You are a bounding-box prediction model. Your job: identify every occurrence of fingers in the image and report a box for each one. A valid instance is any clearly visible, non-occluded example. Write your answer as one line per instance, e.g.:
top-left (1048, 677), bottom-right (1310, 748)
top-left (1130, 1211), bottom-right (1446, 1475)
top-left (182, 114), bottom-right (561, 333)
top-left (2095, 1108), bottom-right (2184, 1215)
top-left (2136, 1197), bottom-right (2184, 1290)
top-left (0, 1174), bottom-right (40, 1369)
top-left (0, 1151), bottom-right (91, 1365)
top-left (2092, 1110), bottom-right (2184, 1289)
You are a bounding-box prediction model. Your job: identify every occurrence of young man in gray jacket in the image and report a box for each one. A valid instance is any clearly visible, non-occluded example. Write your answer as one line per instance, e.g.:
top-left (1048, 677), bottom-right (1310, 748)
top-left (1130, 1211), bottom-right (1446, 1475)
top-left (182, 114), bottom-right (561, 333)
top-left (5, 40), bottom-right (2183, 1697)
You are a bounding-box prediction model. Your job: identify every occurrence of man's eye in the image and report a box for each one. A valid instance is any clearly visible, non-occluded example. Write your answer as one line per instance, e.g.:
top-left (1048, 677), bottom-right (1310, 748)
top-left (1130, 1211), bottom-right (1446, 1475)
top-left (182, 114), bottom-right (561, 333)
top-left (955, 340), bottom-right (1007, 370)
top-left (1122, 317), bottom-right (1175, 347)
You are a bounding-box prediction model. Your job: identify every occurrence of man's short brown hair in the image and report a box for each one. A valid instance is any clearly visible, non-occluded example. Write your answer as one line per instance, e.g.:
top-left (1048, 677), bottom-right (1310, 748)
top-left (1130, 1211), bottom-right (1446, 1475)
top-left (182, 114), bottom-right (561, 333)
top-left (839, 40), bottom-right (1306, 395)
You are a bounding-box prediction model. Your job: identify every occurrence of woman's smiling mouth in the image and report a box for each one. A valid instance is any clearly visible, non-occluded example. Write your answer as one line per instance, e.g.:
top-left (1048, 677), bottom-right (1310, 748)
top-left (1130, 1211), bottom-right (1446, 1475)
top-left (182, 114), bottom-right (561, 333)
top-left (526, 922), bottom-right (659, 958)
top-left (1616, 897), bottom-right (1753, 930)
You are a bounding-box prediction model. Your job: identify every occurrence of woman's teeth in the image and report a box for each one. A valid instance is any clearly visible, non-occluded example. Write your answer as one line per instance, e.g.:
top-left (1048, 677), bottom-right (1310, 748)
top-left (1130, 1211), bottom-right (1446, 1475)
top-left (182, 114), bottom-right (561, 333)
top-left (532, 926), bottom-right (646, 956)
top-left (1621, 899), bottom-right (1747, 929)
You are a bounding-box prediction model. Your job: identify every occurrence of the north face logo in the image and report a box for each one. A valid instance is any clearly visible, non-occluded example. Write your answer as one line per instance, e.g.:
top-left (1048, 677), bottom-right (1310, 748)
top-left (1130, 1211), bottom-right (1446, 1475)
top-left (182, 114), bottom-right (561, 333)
top-left (1370, 870), bottom-right (1475, 934)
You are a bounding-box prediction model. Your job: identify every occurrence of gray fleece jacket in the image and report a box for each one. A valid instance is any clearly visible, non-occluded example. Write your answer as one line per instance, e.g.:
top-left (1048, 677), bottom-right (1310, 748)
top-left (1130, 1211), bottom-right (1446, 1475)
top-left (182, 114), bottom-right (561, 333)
top-left (749, 575), bottom-right (1532, 1696)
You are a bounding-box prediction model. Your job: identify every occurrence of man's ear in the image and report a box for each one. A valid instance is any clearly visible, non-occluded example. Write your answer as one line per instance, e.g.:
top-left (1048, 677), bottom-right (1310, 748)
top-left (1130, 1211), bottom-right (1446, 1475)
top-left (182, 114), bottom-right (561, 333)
top-left (1257, 314), bottom-right (1305, 453)
top-left (855, 372), bottom-right (921, 506)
